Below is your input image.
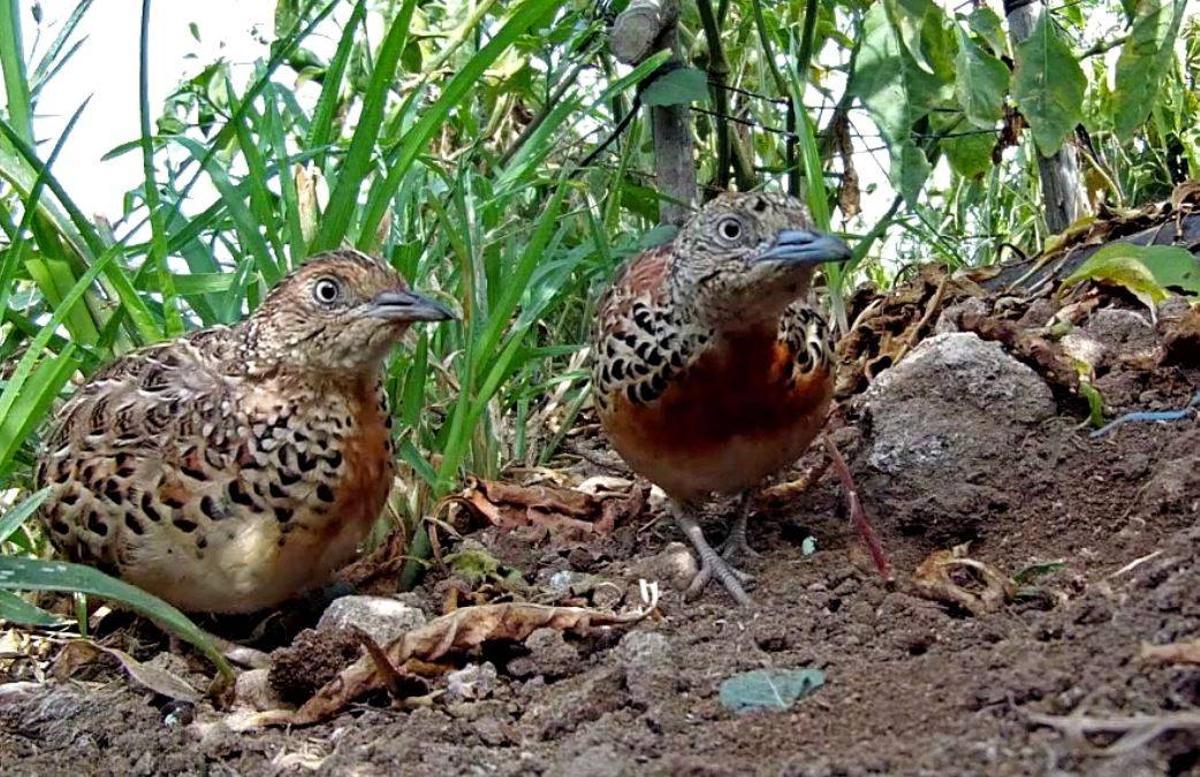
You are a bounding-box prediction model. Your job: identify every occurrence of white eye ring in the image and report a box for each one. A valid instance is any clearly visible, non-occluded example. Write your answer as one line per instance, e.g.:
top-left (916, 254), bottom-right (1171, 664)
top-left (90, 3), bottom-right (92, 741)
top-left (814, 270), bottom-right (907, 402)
top-left (717, 217), bottom-right (743, 242)
top-left (312, 278), bottom-right (341, 305)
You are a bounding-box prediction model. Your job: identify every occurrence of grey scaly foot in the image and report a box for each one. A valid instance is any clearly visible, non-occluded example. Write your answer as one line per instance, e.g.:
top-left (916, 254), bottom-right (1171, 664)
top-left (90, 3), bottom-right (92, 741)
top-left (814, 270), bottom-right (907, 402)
top-left (717, 491), bottom-right (760, 562)
top-left (674, 509), bottom-right (754, 606)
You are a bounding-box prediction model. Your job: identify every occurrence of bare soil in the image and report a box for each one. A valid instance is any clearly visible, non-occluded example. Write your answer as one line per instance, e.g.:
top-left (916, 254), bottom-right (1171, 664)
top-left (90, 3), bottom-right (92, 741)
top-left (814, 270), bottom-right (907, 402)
top-left (3, 279), bottom-right (1200, 776)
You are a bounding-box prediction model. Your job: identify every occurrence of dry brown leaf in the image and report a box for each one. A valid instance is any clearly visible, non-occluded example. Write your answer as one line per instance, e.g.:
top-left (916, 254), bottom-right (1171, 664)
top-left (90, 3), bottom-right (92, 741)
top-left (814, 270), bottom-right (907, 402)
top-left (52, 640), bottom-right (200, 702)
top-left (234, 602), bottom-right (648, 728)
top-left (452, 477), bottom-right (641, 541)
top-left (911, 546), bottom-right (1015, 616)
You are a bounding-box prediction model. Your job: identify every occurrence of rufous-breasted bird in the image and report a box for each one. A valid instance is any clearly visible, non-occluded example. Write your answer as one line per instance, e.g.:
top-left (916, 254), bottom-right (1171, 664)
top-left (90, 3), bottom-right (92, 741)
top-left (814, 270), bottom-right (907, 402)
top-left (36, 250), bottom-right (454, 614)
top-left (592, 192), bottom-right (888, 605)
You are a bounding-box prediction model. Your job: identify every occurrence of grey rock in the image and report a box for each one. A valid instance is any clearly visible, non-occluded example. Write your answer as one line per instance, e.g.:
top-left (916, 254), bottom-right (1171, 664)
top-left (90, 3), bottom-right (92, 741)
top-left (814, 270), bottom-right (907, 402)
top-left (444, 662), bottom-right (498, 703)
top-left (316, 595), bottom-right (426, 646)
top-left (614, 630), bottom-right (674, 708)
top-left (860, 333), bottom-right (1056, 540)
top-left (232, 668), bottom-right (284, 712)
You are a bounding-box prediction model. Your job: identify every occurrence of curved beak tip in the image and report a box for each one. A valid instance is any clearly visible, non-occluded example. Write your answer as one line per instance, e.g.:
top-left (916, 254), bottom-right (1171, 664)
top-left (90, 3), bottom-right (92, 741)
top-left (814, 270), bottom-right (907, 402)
top-left (368, 291), bottom-right (456, 322)
top-left (759, 228), bottom-right (853, 265)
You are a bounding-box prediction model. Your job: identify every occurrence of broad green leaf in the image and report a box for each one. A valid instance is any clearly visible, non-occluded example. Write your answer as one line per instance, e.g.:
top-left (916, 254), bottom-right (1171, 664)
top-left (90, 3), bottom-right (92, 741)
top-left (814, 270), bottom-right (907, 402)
top-left (1012, 14), bottom-right (1086, 155)
top-left (0, 556), bottom-right (231, 678)
top-left (941, 130), bottom-right (994, 180)
top-left (1138, 246), bottom-right (1200, 294)
top-left (0, 589), bottom-right (66, 627)
top-left (895, 140), bottom-right (932, 207)
top-left (1060, 243), bottom-right (1173, 311)
top-left (718, 668), bottom-right (826, 714)
top-left (966, 6), bottom-right (1008, 57)
top-left (1113, 0), bottom-right (1187, 136)
top-left (640, 66), bottom-right (709, 107)
top-left (1065, 243), bottom-right (1200, 296)
top-left (850, 2), bottom-right (944, 147)
top-left (954, 27), bottom-right (1008, 128)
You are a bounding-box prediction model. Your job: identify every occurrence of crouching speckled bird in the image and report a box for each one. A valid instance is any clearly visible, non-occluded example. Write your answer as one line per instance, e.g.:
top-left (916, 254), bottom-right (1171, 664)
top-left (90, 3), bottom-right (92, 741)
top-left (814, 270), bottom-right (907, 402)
top-left (36, 250), bottom-right (454, 613)
top-left (591, 192), bottom-right (889, 605)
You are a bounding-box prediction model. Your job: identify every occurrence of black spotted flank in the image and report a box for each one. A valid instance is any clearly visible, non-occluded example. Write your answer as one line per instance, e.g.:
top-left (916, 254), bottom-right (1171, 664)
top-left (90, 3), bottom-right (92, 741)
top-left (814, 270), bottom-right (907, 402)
top-left (227, 480), bottom-right (255, 506)
top-left (172, 517), bottom-right (198, 533)
top-left (273, 505), bottom-right (293, 523)
top-left (200, 495), bottom-right (227, 521)
top-left (86, 511), bottom-right (109, 536)
top-left (316, 483), bottom-right (335, 503)
top-left (124, 513), bottom-right (145, 535)
top-left (141, 492), bottom-right (164, 522)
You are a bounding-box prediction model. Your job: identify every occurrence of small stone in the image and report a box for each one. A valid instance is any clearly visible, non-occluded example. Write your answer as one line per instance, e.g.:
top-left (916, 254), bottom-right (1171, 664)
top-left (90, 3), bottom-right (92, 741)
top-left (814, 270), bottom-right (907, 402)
top-left (233, 668), bottom-right (285, 712)
top-left (632, 541), bottom-right (699, 592)
top-left (316, 595), bottom-right (427, 646)
top-left (444, 662), bottom-right (498, 703)
top-left (615, 630), bottom-right (673, 707)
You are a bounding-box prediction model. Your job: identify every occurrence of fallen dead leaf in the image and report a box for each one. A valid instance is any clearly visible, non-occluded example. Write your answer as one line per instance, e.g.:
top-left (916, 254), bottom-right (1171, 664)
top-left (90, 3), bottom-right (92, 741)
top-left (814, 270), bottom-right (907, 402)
top-left (52, 639), bottom-right (200, 702)
top-left (451, 476), bottom-right (643, 542)
top-left (911, 545), bottom-right (1015, 616)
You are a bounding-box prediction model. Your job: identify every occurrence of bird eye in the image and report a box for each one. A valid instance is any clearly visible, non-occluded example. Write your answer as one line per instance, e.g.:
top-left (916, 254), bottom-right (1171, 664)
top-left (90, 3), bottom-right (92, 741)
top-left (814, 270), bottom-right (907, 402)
top-left (717, 217), bottom-right (743, 243)
top-left (312, 277), bottom-right (342, 305)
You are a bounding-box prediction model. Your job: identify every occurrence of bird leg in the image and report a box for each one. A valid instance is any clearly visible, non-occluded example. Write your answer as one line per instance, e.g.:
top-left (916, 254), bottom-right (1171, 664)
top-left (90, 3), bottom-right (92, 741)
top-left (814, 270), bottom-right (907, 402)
top-left (717, 491), bottom-right (761, 561)
top-left (822, 435), bottom-right (893, 583)
top-left (673, 505), bottom-right (754, 607)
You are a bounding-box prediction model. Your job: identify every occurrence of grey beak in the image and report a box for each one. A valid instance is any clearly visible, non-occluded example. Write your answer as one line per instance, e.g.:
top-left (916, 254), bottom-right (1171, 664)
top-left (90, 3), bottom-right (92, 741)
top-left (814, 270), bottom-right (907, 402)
top-left (366, 290), bottom-right (456, 322)
top-left (758, 228), bottom-right (853, 265)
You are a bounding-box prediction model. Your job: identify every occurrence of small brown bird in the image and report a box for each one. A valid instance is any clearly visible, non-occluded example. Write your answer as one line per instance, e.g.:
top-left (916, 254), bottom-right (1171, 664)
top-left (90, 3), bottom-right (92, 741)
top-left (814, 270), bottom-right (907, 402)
top-left (592, 192), bottom-right (887, 605)
top-left (36, 251), bottom-right (453, 613)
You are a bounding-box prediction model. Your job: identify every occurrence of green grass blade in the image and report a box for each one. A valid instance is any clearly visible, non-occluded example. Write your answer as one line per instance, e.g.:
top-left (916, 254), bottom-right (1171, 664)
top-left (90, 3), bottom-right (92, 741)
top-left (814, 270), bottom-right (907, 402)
top-left (0, 0), bottom-right (33, 142)
top-left (0, 487), bottom-right (49, 543)
top-left (174, 136), bottom-right (282, 285)
top-left (0, 346), bottom-right (80, 477)
top-left (0, 590), bottom-right (66, 627)
top-left (0, 556), bottom-right (231, 678)
top-left (312, 0), bottom-right (417, 252)
top-left (356, 0), bottom-right (561, 251)
top-left (139, 0), bottom-right (183, 337)
top-left (0, 97), bottom-right (90, 325)
top-left (306, 0), bottom-right (365, 171)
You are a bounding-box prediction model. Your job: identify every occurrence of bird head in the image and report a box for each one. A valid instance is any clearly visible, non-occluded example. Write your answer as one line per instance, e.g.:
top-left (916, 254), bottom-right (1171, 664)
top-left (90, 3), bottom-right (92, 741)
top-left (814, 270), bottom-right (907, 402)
top-left (245, 250), bottom-right (454, 375)
top-left (670, 192), bottom-right (852, 329)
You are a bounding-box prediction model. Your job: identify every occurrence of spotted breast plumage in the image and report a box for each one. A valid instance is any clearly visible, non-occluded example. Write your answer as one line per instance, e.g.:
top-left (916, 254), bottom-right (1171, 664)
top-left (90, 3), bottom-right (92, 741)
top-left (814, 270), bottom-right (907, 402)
top-left (592, 192), bottom-right (879, 605)
top-left (36, 250), bottom-right (454, 614)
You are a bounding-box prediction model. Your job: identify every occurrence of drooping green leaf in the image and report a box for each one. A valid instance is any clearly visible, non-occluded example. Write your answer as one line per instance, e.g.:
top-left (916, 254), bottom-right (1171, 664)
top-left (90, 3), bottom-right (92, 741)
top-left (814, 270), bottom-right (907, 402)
top-left (1137, 246), bottom-right (1200, 294)
top-left (966, 6), bottom-right (1008, 57)
top-left (0, 556), bottom-right (231, 678)
top-left (718, 668), bottom-right (826, 714)
top-left (1065, 243), bottom-right (1200, 297)
top-left (1012, 14), bottom-right (1086, 155)
top-left (640, 66), bottom-right (709, 108)
top-left (0, 589), bottom-right (66, 627)
top-left (850, 2), bottom-right (944, 147)
top-left (894, 140), bottom-right (932, 207)
top-left (1060, 243), bottom-right (1175, 311)
top-left (1113, 0), bottom-right (1187, 136)
top-left (954, 27), bottom-right (1009, 128)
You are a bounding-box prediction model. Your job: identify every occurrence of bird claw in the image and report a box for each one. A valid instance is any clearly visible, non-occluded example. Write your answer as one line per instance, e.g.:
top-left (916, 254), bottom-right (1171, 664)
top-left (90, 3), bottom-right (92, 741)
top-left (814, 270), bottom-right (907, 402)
top-left (718, 532), bottom-right (761, 562)
top-left (684, 550), bottom-right (754, 606)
